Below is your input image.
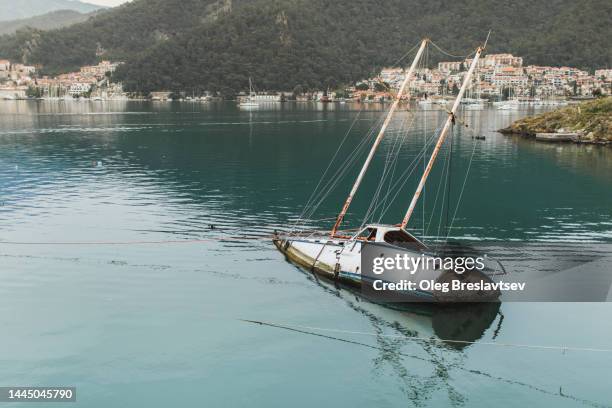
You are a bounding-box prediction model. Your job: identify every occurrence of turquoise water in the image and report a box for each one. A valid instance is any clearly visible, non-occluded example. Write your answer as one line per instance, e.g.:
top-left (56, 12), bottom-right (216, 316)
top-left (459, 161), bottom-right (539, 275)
top-left (0, 100), bottom-right (611, 407)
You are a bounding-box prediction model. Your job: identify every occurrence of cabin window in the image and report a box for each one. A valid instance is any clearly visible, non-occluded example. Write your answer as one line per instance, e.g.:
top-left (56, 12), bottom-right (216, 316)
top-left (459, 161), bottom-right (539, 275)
top-left (357, 228), bottom-right (378, 241)
top-left (384, 230), bottom-right (425, 250)
top-left (384, 230), bottom-right (415, 244)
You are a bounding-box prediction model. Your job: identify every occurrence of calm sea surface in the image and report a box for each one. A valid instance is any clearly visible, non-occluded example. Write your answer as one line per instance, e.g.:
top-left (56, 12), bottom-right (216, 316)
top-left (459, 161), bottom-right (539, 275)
top-left (0, 100), bottom-right (611, 407)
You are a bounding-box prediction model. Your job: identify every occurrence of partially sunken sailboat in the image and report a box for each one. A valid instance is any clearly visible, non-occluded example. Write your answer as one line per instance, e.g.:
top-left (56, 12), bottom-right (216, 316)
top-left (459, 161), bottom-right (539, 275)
top-left (273, 39), bottom-right (500, 302)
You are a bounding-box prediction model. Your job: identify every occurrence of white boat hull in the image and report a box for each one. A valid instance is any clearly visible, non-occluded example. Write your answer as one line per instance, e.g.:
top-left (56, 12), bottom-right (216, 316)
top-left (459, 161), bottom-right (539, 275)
top-left (273, 231), bottom-right (500, 302)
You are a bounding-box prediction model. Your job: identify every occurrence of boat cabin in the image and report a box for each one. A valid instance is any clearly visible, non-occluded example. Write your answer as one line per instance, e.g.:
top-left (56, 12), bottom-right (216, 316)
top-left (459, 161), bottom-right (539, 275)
top-left (352, 224), bottom-right (427, 250)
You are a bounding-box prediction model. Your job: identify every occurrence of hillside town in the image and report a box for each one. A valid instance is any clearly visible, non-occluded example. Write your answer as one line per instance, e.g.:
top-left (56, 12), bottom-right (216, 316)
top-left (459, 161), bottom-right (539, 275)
top-left (0, 59), bottom-right (124, 100)
top-left (359, 54), bottom-right (612, 103)
top-left (0, 53), bottom-right (610, 102)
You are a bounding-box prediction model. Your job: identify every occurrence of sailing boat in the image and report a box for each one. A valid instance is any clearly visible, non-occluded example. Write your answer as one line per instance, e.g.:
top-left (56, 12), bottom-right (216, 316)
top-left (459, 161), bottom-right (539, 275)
top-left (418, 94), bottom-right (433, 108)
top-left (463, 71), bottom-right (485, 110)
top-left (497, 86), bottom-right (519, 110)
top-left (238, 77), bottom-right (259, 108)
top-left (273, 39), bottom-right (500, 302)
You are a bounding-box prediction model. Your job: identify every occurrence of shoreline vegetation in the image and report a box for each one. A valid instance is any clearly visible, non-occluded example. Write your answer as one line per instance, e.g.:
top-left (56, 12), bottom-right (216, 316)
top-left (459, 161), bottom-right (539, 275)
top-left (499, 97), bottom-right (612, 145)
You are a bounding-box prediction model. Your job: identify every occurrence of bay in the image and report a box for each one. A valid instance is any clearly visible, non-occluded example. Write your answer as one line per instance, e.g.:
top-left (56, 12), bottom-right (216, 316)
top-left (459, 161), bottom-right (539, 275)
top-left (0, 100), bottom-right (610, 407)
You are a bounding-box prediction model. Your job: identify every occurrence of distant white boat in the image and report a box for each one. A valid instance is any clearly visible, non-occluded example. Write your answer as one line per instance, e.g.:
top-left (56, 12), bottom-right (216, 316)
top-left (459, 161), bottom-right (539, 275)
top-left (463, 83), bottom-right (486, 110)
top-left (239, 77), bottom-right (260, 108)
top-left (433, 99), bottom-right (450, 105)
top-left (497, 99), bottom-right (519, 110)
top-left (464, 103), bottom-right (484, 110)
top-left (418, 97), bottom-right (432, 106)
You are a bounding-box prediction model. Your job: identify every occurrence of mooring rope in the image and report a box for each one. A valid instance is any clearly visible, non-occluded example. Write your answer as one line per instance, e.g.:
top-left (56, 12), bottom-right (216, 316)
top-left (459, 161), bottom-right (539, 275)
top-left (239, 318), bottom-right (612, 407)
top-left (0, 235), bottom-right (274, 246)
top-left (240, 318), bottom-right (612, 353)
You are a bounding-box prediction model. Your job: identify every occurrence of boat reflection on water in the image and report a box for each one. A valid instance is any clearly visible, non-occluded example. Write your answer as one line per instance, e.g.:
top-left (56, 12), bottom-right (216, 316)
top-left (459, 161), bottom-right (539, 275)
top-left (294, 262), bottom-right (502, 350)
top-left (266, 264), bottom-right (509, 406)
top-left (425, 302), bottom-right (501, 349)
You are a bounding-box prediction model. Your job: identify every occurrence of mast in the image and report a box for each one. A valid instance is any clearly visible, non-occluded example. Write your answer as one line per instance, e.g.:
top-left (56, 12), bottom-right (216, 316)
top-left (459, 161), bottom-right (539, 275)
top-left (401, 45), bottom-right (484, 229)
top-left (330, 38), bottom-right (428, 237)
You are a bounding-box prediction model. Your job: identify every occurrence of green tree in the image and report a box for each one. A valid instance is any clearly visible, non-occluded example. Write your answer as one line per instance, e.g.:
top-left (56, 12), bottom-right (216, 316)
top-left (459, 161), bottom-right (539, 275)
top-left (292, 84), bottom-right (304, 97)
top-left (502, 87), bottom-right (511, 100)
top-left (355, 82), bottom-right (369, 91)
top-left (373, 81), bottom-right (389, 92)
top-left (26, 85), bottom-right (42, 98)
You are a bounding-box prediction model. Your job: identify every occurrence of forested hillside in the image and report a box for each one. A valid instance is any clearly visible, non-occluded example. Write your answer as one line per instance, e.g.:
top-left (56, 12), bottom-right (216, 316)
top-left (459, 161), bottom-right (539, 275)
top-left (0, 0), bottom-right (246, 73)
top-left (1, 0), bottom-right (610, 94)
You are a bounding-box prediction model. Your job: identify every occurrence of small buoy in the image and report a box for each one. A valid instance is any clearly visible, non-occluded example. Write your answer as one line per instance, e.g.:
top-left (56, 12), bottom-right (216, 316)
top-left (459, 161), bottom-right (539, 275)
top-left (209, 224), bottom-right (215, 230)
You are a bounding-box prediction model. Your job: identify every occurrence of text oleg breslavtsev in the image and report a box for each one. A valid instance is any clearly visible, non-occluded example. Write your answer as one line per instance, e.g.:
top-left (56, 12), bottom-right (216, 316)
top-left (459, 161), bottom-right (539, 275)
top-left (372, 279), bottom-right (526, 293)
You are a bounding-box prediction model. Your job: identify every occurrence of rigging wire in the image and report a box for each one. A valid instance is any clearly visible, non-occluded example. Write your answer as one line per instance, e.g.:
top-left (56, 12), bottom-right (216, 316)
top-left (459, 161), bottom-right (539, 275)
top-left (424, 128), bottom-right (451, 238)
top-left (291, 109), bottom-right (364, 233)
top-left (361, 112), bottom-right (417, 228)
top-left (298, 116), bottom-right (383, 219)
top-left (389, 40), bottom-right (423, 68)
top-left (294, 112), bottom-right (387, 231)
top-left (370, 127), bottom-right (442, 223)
top-left (429, 40), bottom-right (477, 59)
top-left (377, 112), bottom-right (415, 221)
top-left (444, 114), bottom-right (481, 241)
top-left (435, 135), bottom-right (452, 243)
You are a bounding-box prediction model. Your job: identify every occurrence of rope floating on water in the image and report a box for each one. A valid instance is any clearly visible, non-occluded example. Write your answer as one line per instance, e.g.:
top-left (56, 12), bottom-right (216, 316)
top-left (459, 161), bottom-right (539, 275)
top-left (240, 319), bottom-right (611, 407)
top-left (0, 235), bottom-right (274, 245)
top-left (240, 319), bottom-right (612, 353)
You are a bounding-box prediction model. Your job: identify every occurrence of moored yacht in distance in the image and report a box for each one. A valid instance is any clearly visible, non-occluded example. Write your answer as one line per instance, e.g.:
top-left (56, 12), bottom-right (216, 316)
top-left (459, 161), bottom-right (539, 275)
top-left (418, 95), bottom-right (432, 107)
top-left (238, 77), bottom-right (259, 108)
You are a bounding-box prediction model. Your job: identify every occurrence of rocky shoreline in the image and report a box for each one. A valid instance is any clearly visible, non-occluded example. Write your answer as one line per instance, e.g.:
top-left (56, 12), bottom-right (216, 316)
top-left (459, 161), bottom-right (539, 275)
top-left (499, 97), bottom-right (612, 146)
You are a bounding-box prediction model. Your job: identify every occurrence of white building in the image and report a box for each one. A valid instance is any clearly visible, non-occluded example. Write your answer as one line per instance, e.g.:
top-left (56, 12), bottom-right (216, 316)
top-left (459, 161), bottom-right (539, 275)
top-left (252, 94), bottom-right (281, 102)
top-left (595, 69), bottom-right (612, 80)
top-left (69, 82), bottom-right (92, 96)
top-left (80, 61), bottom-right (121, 78)
top-left (438, 61), bottom-right (462, 73)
